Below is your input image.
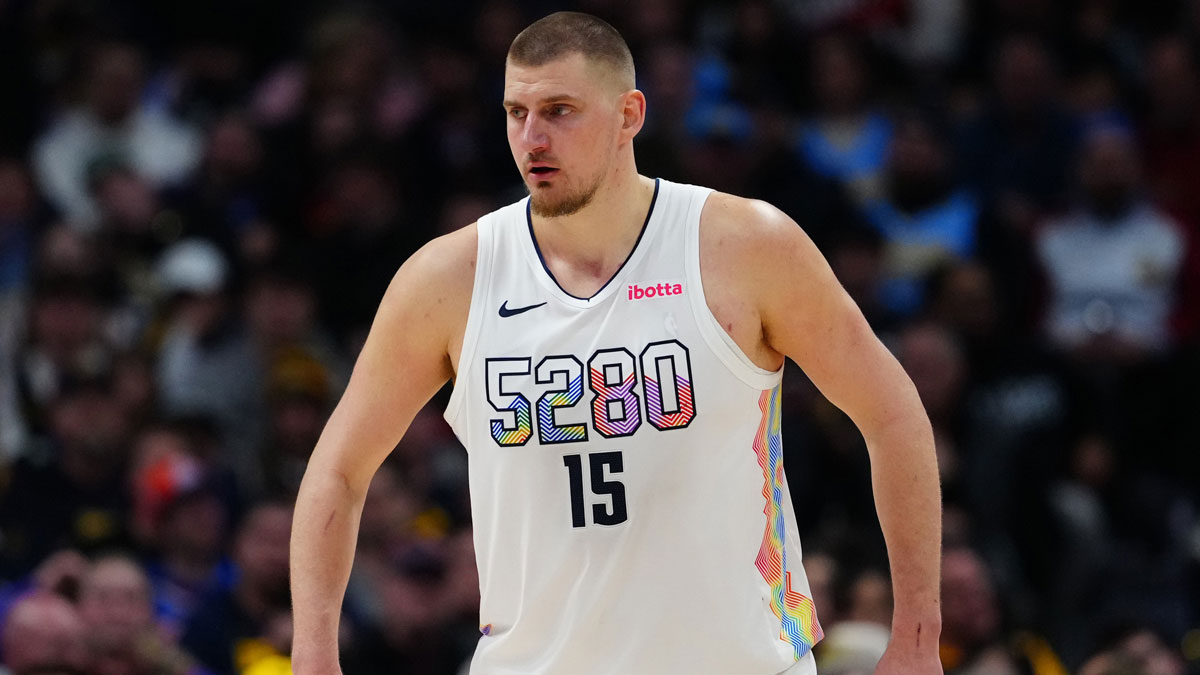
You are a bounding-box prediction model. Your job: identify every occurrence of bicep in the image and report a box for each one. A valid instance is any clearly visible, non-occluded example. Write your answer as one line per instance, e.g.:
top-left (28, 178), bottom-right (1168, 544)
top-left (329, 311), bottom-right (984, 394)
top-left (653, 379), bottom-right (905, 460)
top-left (757, 214), bottom-right (921, 435)
top-left (308, 253), bottom-right (458, 492)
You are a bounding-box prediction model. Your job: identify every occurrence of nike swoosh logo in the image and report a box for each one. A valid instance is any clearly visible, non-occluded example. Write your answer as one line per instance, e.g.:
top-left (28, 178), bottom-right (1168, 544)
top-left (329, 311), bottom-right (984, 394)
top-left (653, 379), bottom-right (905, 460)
top-left (499, 301), bottom-right (547, 317)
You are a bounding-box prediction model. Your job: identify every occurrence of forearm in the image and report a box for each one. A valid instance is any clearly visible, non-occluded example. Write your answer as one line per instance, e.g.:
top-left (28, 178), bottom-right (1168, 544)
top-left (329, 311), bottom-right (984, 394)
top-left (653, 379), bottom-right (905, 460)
top-left (290, 463), bottom-right (366, 673)
top-left (864, 406), bottom-right (942, 644)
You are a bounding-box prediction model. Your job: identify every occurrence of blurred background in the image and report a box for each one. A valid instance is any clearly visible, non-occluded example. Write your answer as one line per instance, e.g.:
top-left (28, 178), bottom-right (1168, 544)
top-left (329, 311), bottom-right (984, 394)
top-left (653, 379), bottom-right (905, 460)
top-left (0, 0), bottom-right (1198, 673)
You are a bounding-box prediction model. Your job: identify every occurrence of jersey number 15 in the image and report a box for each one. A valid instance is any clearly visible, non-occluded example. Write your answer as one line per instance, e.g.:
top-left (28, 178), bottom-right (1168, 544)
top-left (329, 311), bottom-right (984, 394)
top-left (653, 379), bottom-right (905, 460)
top-left (484, 340), bottom-right (696, 528)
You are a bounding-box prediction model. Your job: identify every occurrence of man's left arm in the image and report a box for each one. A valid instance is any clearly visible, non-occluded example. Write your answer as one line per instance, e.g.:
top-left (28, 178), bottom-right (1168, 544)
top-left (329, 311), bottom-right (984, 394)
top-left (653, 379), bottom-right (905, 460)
top-left (727, 198), bottom-right (943, 673)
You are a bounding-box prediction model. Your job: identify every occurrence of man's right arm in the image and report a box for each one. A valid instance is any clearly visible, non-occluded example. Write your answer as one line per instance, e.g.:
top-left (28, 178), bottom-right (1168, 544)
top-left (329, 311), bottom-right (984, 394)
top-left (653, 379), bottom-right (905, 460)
top-left (290, 225), bottom-right (477, 674)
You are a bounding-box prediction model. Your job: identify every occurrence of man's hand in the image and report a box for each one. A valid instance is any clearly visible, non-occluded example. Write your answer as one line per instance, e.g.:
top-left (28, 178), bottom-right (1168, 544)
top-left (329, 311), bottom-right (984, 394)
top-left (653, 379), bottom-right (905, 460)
top-left (878, 619), bottom-right (940, 667)
top-left (875, 617), bottom-right (943, 674)
top-left (876, 646), bottom-right (943, 674)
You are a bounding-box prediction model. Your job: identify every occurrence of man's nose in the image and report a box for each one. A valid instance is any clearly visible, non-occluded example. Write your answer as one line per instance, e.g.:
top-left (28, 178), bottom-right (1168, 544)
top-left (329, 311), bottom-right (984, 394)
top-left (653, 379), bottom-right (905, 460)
top-left (521, 115), bottom-right (549, 153)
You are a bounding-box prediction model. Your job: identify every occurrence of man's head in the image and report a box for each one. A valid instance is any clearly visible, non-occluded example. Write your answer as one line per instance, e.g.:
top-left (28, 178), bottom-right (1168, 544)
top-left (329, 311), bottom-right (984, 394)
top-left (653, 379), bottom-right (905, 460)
top-left (76, 555), bottom-right (155, 655)
top-left (896, 322), bottom-right (966, 423)
top-left (234, 501), bottom-right (294, 610)
top-left (1, 592), bottom-right (90, 675)
top-left (941, 547), bottom-right (1001, 650)
top-left (1078, 121), bottom-right (1142, 220)
top-left (993, 34), bottom-right (1056, 118)
top-left (87, 43), bottom-right (144, 125)
top-left (504, 12), bottom-right (644, 218)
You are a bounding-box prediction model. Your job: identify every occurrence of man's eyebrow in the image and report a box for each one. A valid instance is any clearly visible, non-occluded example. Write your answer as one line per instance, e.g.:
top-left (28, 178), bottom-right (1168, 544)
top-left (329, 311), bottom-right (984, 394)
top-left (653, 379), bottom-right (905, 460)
top-left (502, 94), bottom-right (580, 108)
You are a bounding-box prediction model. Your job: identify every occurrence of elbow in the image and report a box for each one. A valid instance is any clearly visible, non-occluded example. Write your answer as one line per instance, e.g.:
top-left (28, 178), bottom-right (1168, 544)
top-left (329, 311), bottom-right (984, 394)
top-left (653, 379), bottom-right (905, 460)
top-left (859, 391), bottom-right (935, 457)
top-left (298, 450), bottom-right (369, 505)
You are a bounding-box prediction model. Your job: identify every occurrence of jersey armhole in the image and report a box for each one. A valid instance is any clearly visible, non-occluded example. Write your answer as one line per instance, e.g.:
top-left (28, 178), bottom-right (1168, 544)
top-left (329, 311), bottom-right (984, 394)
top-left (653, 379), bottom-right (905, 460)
top-left (443, 218), bottom-right (494, 428)
top-left (684, 188), bottom-right (783, 391)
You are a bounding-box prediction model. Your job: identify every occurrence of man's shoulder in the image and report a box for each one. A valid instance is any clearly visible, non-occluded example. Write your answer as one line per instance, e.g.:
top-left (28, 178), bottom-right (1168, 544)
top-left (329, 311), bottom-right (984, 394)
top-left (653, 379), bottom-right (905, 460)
top-left (1128, 204), bottom-right (1185, 241)
top-left (694, 189), bottom-right (827, 316)
top-left (403, 223), bottom-right (479, 286)
top-left (377, 223), bottom-right (479, 329)
top-left (698, 190), bottom-right (806, 259)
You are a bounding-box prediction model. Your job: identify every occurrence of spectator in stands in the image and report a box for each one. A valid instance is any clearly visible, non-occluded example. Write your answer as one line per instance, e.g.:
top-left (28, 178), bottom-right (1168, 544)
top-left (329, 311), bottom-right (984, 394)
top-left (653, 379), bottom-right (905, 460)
top-left (1141, 35), bottom-right (1200, 341)
top-left (894, 322), bottom-right (968, 481)
top-left (110, 352), bottom-right (158, 433)
top-left (0, 160), bottom-right (38, 460)
top-left (795, 33), bottom-right (892, 207)
top-left (883, 0), bottom-right (968, 74)
top-left (127, 425), bottom-right (236, 638)
top-left (77, 554), bottom-right (206, 675)
top-left (302, 155), bottom-right (424, 344)
top-left (344, 541), bottom-right (473, 675)
top-left (168, 112), bottom-right (275, 265)
top-left (681, 96), bottom-right (758, 196)
top-left (0, 158), bottom-right (36, 309)
top-left (1141, 35), bottom-right (1200, 230)
top-left (181, 501), bottom-right (293, 674)
top-left (819, 226), bottom-right (894, 330)
top-left (864, 112), bottom-right (981, 315)
top-left (958, 34), bottom-right (1077, 233)
top-left (32, 42), bottom-right (201, 229)
top-left (928, 263), bottom-right (1070, 595)
top-left (1078, 625), bottom-right (1185, 675)
top-left (0, 372), bottom-right (132, 575)
top-left (1035, 119), bottom-right (1186, 362)
top-left (343, 463), bottom-right (419, 630)
top-left (259, 348), bottom-right (334, 497)
top-left (632, 41), bottom-right (692, 182)
top-left (1047, 431), bottom-right (1117, 661)
top-left (0, 591), bottom-right (90, 675)
top-left (940, 547), bottom-right (1021, 674)
top-left (88, 160), bottom-right (179, 324)
top-left (12, 273), bottom-right (113, 441)
top-left (815, 567), bottom-right (893, 675)
top-left (155, 239), bottom-right (264, 491)
top-left (243, 265), bottom-right (344, 387)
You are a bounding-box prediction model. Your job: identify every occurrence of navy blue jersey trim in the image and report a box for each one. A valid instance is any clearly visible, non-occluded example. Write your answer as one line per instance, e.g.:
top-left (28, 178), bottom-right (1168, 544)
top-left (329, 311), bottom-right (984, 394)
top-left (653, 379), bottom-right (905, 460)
top-left (526, 178), bottom-right (661, 301)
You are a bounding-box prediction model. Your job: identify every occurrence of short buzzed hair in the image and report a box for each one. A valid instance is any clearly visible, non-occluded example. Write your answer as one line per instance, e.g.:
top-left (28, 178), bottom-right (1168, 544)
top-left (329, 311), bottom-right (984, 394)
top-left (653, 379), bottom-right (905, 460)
top-left (508, 12), bottom-right (635, 89)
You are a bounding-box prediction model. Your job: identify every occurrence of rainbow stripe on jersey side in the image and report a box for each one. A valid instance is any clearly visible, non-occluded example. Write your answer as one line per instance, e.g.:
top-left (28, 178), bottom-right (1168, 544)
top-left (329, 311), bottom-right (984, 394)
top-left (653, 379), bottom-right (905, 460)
top-left (753, 387), bottom-right (823, 660)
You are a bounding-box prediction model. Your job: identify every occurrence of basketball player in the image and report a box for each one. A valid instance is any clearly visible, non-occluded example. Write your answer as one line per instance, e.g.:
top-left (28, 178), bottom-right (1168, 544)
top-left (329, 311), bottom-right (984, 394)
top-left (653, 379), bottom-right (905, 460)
top-left (292, 12), bottom-right (942, 675)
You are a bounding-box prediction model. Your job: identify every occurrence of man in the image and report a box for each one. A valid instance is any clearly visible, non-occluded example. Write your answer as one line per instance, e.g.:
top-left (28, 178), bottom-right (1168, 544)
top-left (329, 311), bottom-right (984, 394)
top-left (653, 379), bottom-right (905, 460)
top-left (1035, 120), bottom-right (1185, 362)
top-left (184, 502), bottom-right (293, 674)
top-left (1, 592), bottom-right (90, 675)
top-left (76, 554), bottom-right (206, 675)
top-left (292, 12), bottom-right (941, 674)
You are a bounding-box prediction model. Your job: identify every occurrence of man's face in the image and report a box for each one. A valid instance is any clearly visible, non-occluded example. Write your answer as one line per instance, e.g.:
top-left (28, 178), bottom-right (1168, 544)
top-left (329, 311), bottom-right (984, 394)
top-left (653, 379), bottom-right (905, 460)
top-left (235, 505), bottom-right (293, 607)
top-left (940, 550), bottom-right (999, 646)
top-left (504, 53), bottom-right (627, 218)
top-left (1080, 129), bottom-right (1140, 219)
top-left (77, 558), bottom-right (154, 651)
top-left (89, 46), bottom-right (143, 124)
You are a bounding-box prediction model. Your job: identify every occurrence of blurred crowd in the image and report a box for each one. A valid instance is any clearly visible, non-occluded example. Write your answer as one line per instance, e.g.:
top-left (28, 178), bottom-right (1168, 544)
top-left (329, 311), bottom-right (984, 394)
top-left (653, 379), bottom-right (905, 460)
top-left (0, 0), bottom-right (1199, 673)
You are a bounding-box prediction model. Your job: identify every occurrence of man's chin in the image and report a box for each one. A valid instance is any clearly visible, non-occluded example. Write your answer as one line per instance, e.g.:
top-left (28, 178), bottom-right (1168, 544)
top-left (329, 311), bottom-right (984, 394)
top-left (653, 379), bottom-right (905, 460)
top-left (531, 195), bottom-right (585, 218)
top-left (528, 182), bottom-right (598, 219)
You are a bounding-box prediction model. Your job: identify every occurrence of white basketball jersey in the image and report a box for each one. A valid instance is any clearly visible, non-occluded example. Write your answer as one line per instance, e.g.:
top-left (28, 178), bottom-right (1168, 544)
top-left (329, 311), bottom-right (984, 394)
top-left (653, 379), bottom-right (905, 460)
top-left (445, 179), bottom-right (823, 674)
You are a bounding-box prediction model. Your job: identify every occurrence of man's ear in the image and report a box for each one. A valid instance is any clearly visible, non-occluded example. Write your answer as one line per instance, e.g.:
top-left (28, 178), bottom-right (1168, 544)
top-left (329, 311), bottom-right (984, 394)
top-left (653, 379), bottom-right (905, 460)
top-left (620, 89), bottom-right (647, 140)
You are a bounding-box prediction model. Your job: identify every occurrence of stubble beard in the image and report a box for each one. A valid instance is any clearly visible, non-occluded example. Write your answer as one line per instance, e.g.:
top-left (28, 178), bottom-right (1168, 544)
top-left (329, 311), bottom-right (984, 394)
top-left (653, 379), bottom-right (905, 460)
top-left (529, 173), bottom-right (603, 218)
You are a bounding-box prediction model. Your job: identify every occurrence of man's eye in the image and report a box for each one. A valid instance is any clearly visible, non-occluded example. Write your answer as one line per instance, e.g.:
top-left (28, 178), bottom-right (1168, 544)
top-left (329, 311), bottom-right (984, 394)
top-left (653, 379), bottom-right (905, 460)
top-left (550, 105), bottom-right (571, 116)
top-left (509, 108), bottom-right (526, 119)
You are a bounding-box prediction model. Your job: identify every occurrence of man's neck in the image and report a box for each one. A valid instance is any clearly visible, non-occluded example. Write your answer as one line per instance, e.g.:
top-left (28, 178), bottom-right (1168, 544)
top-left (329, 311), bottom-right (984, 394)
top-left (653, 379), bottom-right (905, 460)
top-left (529, 168), bottom-right (656, 283)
